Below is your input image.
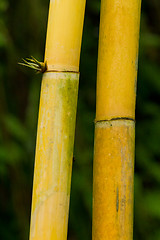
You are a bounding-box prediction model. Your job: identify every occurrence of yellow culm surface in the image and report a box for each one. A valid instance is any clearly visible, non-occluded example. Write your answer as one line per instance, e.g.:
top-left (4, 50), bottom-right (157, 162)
top-left (93, 1), bottom-right (141, 240)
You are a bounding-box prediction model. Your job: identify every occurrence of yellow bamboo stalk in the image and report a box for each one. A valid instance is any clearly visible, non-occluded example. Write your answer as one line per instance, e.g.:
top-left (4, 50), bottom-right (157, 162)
top-left (45, 0), bottom-right (86, 72)
top-left (29, 1), bottom-right (86, 239)
top-left (92, 1), bottom-right (141, 240)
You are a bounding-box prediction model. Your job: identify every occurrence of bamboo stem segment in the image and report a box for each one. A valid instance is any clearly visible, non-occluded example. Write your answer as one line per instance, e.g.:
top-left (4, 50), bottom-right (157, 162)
top-left (93, 120), bottom-right (135, 239)
top-left (96, 0), bottom-right (141, 121)
top-left (93, 1), bottom-right (141, 240)
top-left (45, 0), bottom-right (86, 72)
top-left (29, 0), bottom-right (86, 239)
top-left (30, 73), bottom-right (79, 240)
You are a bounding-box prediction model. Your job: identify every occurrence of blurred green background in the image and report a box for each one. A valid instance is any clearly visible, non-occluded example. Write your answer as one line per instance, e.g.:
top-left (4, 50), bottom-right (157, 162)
top-left (0, 0), bottom-right (160, 239)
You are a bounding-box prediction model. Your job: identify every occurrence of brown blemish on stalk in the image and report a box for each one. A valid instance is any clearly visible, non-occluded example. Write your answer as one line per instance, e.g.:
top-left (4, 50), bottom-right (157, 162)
top-left (116, 187), bottom-right (119, 212)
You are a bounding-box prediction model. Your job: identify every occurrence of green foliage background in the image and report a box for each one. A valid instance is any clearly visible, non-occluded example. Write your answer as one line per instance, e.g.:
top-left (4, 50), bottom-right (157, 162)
top-left (0, 0), bottom-right (160, 239)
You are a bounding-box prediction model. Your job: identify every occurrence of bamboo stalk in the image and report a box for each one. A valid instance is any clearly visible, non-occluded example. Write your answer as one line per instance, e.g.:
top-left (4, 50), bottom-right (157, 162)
top-left (92, 1), bottom-right (141, 240)
top-left (29, 1), bottom-right (86, 239)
